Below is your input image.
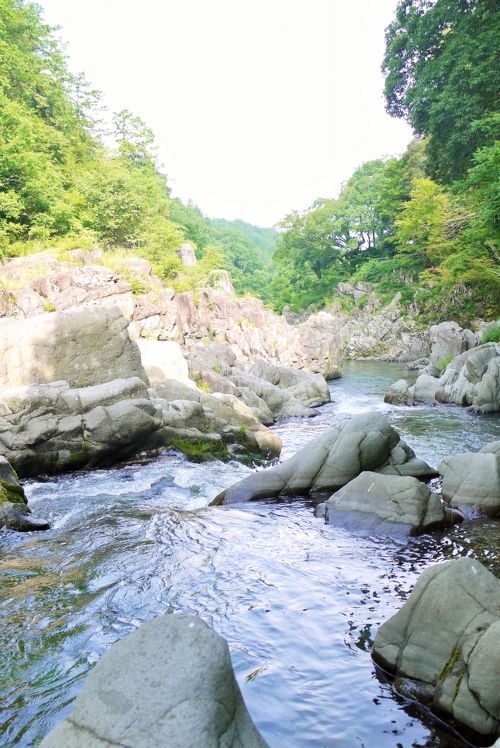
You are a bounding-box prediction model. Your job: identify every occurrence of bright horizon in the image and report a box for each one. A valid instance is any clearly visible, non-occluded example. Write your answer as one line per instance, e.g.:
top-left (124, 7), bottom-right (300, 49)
top-left (39, 0), bottom-right (413, 228)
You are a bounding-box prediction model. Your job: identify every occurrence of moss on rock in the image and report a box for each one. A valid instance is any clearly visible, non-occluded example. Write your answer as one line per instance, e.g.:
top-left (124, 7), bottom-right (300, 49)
top-left (0, 479), bottom-right (28, 506)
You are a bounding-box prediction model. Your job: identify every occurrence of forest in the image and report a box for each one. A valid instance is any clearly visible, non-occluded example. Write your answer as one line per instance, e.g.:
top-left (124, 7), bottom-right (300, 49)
top-left (0, 0), bottom-right (498, 323)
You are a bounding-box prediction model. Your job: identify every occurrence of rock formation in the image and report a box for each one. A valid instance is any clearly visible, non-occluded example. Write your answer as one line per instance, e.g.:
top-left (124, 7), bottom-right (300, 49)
top-left (372, 558), bottom-right (500, 744)
top-left (385, 342), bottom-right (500, 413)
top-left (212, 413), bottom-right (436, 505)
top-left (40, 614), bottom-right (268, 748)
top-left (316, 471), bottom-right (457, 535)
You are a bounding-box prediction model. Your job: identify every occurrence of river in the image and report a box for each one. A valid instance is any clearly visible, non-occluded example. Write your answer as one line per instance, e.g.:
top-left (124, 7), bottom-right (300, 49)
top-left (1, 361), bottom-right (499, 747)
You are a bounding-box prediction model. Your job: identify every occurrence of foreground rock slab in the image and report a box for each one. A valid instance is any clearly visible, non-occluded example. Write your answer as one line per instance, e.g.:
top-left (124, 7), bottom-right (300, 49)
top-left (316, 471), bottom-right (457, 536)
top-left (40, 614), bottom-right (268, 748)
top-left (372, 558), bottom-right (500, 744)
top-left (438, 442), bottom-right (500, 517)
top-left (212, 413), bottom-right (436, 505)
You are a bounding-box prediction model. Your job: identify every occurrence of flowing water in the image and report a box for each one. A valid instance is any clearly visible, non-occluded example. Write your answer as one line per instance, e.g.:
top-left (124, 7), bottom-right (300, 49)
top-left (1, 361), bottom-right (499, 748)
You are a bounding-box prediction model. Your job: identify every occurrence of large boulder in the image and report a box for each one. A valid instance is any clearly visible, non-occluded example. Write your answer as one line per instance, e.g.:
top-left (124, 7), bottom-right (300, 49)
top-left (438, 443), bottom-right (500, 517)
top-left (316, 471), bottom-right (457, 536)
top-left (0, 305), bottom-right (147, 389)
top-left (212, 413), bottom-right (436, 505)
top-left (40, 614), bottom-right (268, 748)
top-left (372, 559), bottom-right (500, 743)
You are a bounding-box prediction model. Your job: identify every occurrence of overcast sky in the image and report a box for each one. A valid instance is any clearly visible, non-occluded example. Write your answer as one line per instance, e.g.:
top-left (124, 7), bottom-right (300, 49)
top-left (39, 0), bottom-right (413, 227)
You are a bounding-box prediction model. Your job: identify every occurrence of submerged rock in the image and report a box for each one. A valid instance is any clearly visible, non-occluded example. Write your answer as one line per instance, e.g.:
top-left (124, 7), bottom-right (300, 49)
top-left (212, 413), bottom-right (436, 505)
top-left (316, 471), bottom-right (457, 536)
top-left (40, 614), bottom-right (268, 748)
top-left (372, 558), bottom-right (500, 743)
top-left (438, 443), bottom-right (500, 517)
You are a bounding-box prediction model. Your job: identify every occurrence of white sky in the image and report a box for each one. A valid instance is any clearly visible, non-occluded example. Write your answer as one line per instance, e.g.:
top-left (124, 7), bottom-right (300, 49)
top-left (39, 0), bottom-right (413, 227)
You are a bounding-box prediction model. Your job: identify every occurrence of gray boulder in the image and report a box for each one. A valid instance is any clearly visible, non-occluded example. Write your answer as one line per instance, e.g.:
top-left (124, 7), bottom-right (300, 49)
top-left (316, 471), bottom-right (457, 536)
top-left (212, 413), bottom-right (436, 505)
top-left (40, 614), bottom-right (268, 748)
top-left (372, 558), bottom-right (500, 743)
top-left (438, 445), bottom-right (500, 517)
top-left (0, 305), bottom-right (147, 389)
top-left (384, 379), bottom-right (411, 405)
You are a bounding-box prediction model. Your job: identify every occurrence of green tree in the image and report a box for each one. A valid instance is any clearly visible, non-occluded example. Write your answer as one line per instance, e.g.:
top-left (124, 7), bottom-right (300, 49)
top-left (383, 0), bottom-right (500, 183)
top-left (393, 177), bottom-right (453, 266)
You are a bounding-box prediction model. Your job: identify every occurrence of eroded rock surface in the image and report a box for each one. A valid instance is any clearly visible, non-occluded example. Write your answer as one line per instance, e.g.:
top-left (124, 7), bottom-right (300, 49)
top-left (0, 376), bottom-right (281, 478)
top-left (40, 614), bottom-right (268, 748)
top-left (316, 471), bottom-right (457, 536)
top-left (372, 558), bottom-right (500, 743)
top-left (212, 413), bottom-right (436, 505)
top-left (0, 305), bottom-right (146, 389)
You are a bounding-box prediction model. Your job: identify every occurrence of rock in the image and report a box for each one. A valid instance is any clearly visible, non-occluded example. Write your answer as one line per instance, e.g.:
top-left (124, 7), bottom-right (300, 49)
top-left (0, 375), bottom-right (281, 478)
top-left (40, 614), bottom-right (268, 748)
top-left (316, 471), bottom-right (457, 536)
top-left (345, 294), bottom-right (431, 362)
top-left (0, 501), bottom-right (50, 531)
top-left (137, 339), bottom-right (195, 388)
top-left (0, 456), bottom-right (50, 531)
top-left (66, 248), bottom-right (103, 264)
top-left (438, 446), bottom-right (500, 516)
top-left (212, 413), bottom-right (436, 505)
top-left (372, 558), bottom-right (500, 743)
top-left (175, 241), bottom-right (197, 266)
top-left (436, 343), bottom-right (500, 411)
top-left (429, 321), bottom-right (477, 369)
top-left (405, 343), bottom-right (500, 413)
top-left (410, 373), bottom-right (441, 403)
top-left (298, 311), bottom-right (347, 379)
top-left (384, 379), bottom-right (411, 405)
top-left (247, 361), bottom-right (330, 408)
top-left (0, 306), bottom-right (147, 389)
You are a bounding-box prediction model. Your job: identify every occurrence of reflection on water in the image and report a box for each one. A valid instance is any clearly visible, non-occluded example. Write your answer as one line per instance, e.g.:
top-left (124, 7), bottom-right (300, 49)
top-left (0, 361), bottom-right (499, 747)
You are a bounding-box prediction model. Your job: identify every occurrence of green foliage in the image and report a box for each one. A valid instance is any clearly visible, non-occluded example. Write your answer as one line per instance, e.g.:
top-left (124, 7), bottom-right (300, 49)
top-left (436, 354), bottom-right (453, 373)
top-left (170, 436), bottom-right (226, 461)
top-left (482, 325), bottom-right (500, 343)
top-left (383, 0), bottom-right (500, 183)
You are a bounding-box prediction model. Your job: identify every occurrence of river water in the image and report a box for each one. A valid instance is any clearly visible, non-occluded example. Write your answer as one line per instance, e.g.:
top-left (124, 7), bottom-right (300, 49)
top-left (1, 361), bottom-right (499, 747)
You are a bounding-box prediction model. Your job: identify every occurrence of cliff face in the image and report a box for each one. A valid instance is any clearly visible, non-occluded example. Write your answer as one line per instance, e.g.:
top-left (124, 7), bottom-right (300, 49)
top-left (0, 249), bottom-right (431, 376)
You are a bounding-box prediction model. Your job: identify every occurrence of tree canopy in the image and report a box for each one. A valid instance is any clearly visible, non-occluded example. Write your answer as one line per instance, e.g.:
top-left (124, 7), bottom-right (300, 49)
top-left (383, 0), bottom-right (500, 183)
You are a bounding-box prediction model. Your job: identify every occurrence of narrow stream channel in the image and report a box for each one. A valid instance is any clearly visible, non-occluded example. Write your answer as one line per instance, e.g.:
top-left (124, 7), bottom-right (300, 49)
top-left (1, 361), bottom-right (499, 747)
